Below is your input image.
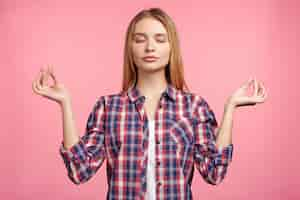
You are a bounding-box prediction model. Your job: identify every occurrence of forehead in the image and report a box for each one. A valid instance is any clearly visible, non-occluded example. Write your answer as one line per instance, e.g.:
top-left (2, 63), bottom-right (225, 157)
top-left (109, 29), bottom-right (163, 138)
top-left (134, 17), bottom-right (167, 35)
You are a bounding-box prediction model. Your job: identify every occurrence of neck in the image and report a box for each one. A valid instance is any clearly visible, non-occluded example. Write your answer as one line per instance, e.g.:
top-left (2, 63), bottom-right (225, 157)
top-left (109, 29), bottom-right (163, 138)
top-left (136, 68), bottom-right (168, 99)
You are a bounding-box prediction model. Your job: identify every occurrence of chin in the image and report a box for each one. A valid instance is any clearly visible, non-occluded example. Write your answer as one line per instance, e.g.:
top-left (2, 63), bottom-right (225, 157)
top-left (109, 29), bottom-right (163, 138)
top-left (139, 64), bottom-right (166, 72)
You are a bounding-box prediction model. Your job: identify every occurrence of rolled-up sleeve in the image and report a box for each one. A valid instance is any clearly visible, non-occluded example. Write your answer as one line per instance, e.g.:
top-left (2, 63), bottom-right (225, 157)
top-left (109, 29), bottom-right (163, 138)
top-left (59, 96), bottom-right (107, 185)
top-left (192, 95), bottom-right (233, 185)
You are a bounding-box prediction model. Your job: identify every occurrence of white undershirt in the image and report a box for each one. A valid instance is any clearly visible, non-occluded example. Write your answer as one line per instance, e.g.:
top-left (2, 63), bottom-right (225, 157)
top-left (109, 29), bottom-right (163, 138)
top-left (146, 120), bottom-right (156, 200)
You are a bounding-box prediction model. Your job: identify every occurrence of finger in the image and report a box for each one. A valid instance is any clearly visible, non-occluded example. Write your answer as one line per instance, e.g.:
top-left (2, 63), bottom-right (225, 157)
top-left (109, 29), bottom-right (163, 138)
top-left (261, 86), bottom-right (267, 99)
top-left (257, 81), bottom-right (263, 96)
top-left (242, 77), bottom-right (253, 88)
top-left (32, 72), bottom-right (40, 93)
top-left (39, 69), bottom-right (44, 86)
top-left (32, 78), bottom-right (38, 94)
top-left (35, 77), bottom-right (49, 96)
top-left (37, 71), bottom-right (44, 90)
top-left (38, 68), bottom-right (43, 86)
top-left (254, 78), bottom-right (258, 96)
top-left (48, 65), bottom-right (58, 85)
top-left (259, 82), bottom-right (265, 97)
top-left (33, 80), bottom-right (43, 95)
top-left (257, 87), bottom-right (267, 102)
top-left (42, 67), bottom-right (50, 86)
top-left (257, 81), bottom-right (266, 99)
top-left (33, 77), bottom-right (44, 95)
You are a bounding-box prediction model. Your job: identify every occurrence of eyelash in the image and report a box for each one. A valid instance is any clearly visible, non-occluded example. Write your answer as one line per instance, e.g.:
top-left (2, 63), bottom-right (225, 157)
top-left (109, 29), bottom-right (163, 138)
top-left (135, 39), bottom-right (166, 43)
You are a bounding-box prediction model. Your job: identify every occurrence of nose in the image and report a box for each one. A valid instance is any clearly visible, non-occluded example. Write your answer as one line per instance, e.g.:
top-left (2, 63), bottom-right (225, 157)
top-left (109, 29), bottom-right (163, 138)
top-left (145, 39), bottom-right (155, 52)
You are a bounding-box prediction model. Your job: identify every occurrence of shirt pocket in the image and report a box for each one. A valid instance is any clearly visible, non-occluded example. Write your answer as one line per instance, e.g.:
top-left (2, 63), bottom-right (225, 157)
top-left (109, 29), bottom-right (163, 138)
top-left (168, 117), bottom-right (194, 171)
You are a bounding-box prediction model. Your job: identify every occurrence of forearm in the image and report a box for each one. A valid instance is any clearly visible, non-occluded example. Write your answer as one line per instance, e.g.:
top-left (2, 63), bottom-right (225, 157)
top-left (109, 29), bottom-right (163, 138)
top-left (60, 99), bottom-right (80, 150)
top-left (216, 102), bottom-right (235, 150)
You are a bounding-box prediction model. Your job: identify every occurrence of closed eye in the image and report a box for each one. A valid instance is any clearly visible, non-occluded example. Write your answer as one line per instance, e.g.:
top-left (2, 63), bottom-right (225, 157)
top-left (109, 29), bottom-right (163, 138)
top-left (135, 39), bottom-right (146, 43)
top-left (156, 38), bottom-right (166, 43)
top-left (133, 33), bottom-right (168, 43)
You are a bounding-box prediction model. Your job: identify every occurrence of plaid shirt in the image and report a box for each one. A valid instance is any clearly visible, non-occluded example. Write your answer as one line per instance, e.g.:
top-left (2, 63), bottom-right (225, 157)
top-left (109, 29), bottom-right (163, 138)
top-left (59, 83), bottom-right (234, 199)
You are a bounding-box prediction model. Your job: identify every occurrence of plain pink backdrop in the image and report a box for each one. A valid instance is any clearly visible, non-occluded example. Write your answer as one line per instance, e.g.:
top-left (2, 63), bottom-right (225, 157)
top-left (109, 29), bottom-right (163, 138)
top-left (3, 0), bottom-right (299, 199)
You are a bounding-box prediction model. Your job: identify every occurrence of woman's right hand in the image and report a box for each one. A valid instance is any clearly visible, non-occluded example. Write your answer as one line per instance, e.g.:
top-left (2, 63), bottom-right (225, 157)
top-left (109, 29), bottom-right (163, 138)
top-left (32, 65), bottom-right (71, 105)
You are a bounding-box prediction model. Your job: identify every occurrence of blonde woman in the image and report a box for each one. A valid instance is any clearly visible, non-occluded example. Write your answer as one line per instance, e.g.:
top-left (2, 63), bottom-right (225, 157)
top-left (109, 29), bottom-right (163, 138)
top-left (32, 7), bottom-right (267, 200)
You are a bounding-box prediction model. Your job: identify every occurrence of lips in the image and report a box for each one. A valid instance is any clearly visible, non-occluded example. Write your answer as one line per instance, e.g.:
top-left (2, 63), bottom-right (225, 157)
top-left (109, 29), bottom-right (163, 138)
top-left (142, 56), bottom-right (159, 62)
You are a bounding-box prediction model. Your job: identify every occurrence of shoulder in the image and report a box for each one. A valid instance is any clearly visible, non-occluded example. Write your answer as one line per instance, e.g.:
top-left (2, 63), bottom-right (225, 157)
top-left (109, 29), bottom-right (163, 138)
top-left (184, 92), bottom-right (218, 124)
top-left (95, 90), bottom-right (211, 109)
top-left (177, 90), bottom-right (209, 108)
top-left (176, 90), bottom-right (213, 121)
top-left (95, 91), bottom-right (127, 106)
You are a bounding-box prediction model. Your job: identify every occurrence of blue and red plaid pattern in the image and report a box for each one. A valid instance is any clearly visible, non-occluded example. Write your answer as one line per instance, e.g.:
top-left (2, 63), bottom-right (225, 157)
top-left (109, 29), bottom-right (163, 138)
top-left (59, 83), bottom-right (233, 199)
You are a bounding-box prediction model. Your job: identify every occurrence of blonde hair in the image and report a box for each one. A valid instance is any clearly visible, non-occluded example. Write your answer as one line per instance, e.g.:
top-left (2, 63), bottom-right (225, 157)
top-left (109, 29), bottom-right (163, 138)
top-left (121, 7), bottom-right (190, 93)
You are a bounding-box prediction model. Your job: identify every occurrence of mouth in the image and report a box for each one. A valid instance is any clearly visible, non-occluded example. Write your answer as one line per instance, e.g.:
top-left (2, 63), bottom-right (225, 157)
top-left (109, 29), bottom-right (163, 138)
top-left (142, 56), bottom-right (159, 62)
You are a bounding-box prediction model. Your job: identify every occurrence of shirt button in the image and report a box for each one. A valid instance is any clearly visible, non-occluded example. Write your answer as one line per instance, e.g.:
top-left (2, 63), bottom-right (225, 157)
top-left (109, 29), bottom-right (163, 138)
top-left (156, 140), bottom-right (160, 145)
top-left (157, 161), bottom-right (161, 166)
top-left (157, 181), bottom-right (162, 187)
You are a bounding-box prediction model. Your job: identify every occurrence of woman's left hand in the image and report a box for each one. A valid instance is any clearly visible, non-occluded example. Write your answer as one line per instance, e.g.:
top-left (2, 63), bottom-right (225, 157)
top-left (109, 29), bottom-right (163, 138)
top-left (226, 77), bottom-right (267, 108)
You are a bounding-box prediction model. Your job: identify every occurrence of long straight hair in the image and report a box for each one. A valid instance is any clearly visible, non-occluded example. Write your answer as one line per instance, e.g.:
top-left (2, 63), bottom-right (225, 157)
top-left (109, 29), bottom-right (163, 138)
top-left (121, 7), bottom-right (190, 93)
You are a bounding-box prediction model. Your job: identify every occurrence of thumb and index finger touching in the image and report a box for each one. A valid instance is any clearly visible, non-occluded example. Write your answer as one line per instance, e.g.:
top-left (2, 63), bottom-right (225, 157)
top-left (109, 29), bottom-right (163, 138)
top-left (48, 65), bottom-right (58, 85)
top-left (242, 76), bottom-right (267, 99)
top-left (42, 65), bottom-right (58, 86)
top-left (32, 65), bottom-right (58, 95)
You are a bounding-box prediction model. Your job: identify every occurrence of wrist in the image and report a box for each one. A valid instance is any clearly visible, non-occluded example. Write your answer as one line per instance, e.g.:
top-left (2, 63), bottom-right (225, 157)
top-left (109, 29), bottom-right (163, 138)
top-left (225, 100), bottom-right (236, 112)
top-left (60, 97), bottom-right (72, 108)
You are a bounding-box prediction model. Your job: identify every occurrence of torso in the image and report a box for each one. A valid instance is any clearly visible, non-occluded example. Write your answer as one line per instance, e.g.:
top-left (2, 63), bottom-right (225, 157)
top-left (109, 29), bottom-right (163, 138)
top-left (144, 96), bottom-right (161, 121)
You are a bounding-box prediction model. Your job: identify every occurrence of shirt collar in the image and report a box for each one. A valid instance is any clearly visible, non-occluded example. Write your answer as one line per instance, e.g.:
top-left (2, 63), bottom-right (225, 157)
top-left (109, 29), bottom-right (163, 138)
top-left (127, 83), bottom-right (177, 103)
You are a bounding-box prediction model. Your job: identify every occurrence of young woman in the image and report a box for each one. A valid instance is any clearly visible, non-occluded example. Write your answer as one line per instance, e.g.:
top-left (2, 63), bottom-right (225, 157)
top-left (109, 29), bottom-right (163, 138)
top-left (32, 7), bottom-right (267, 200)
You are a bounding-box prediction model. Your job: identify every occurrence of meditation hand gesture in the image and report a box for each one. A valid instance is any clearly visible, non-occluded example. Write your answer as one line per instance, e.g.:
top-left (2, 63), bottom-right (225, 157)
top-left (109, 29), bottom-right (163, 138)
top-left (32, 65), bottom-right (71, 105)
top-left (227, 77), bottom-right (267, 108)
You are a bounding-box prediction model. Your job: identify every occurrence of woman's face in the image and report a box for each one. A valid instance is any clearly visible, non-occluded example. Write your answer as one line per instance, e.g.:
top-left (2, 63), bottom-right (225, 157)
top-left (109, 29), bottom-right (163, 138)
top-left (131, 17), bottom-right (170, 73)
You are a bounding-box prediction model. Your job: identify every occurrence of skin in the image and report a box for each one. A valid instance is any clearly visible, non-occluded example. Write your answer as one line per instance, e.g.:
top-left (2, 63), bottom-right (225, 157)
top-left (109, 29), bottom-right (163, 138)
top-left (31, 18), bottom-right (267, 150)
top-left (132, 17), bottom-right (171, 120)
top-left (32, 65), bottom-right (71, 105)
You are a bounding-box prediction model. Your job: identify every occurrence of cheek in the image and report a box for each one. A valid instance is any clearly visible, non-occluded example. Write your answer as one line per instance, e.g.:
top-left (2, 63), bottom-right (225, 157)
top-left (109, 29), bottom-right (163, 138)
top-left (159, 46), bottom-right (171, 60)
top-left (131, 44), bottom-right (144, 58)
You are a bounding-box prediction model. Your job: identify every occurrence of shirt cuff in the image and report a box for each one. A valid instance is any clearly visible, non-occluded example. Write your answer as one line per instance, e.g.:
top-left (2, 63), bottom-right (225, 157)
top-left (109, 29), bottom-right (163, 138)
top-left (214, 143), bottom-right (234, 166)
top-left (59, 139), bottom-right (87, 163)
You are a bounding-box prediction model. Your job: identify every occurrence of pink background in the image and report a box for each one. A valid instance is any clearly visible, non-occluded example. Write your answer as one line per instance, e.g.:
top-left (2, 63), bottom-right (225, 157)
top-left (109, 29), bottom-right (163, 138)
top-left (3, 0), bottom-right (299, 199)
